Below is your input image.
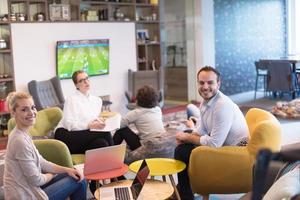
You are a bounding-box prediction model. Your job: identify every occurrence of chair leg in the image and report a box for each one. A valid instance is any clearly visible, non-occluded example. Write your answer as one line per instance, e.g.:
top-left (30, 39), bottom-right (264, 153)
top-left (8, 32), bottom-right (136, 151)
top-left (263, 76), bottom-right (267, 97)
top-left (254, 75), bottom-right (259, 100)
top-left (202, 194), bottom-right (209, 200)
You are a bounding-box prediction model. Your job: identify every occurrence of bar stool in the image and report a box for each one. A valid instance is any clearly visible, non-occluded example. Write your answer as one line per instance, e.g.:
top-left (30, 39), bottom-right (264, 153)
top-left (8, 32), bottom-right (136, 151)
top-left (254, 61), bottom-right (268, 99)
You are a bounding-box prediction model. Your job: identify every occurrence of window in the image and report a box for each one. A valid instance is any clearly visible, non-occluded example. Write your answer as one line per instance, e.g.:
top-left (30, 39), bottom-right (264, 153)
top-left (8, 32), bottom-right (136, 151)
top-left (287, 0), bottom-right (300, 55)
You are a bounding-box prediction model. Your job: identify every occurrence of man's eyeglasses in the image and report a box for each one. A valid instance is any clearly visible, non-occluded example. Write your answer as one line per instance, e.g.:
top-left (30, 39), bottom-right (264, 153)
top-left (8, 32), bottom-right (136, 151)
top-left (77, 77), bottom-right (89, 83)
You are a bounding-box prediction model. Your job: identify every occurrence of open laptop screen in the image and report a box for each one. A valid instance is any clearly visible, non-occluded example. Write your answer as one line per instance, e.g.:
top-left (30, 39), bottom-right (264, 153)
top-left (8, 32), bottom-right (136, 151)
top-left (130, 160), bottom-right (150, 199)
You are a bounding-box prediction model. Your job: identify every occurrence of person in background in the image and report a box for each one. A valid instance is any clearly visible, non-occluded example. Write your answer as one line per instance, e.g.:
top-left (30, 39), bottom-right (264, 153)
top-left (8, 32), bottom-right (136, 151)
top-left (4, 92), bottom-right (87, 200)
top-left (186, 103), bottom-right (200, 120)
top-left (174, 66), bottom-right (249, 200)
top-left (54, 70), bottom-right (113, 194)
top-left (113, 85), bottom-right (165, 161)
top-left (184, 103), bottom-right (200, 130)
top-left (55, 70), bottom-right (113, 153)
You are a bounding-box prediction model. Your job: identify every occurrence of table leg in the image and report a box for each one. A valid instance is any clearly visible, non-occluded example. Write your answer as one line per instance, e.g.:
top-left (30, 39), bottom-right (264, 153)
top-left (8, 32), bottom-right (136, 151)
top-left (169, 175), bottom-right (181, 200)
top-left (162, 175), bottom-right (166, 182)
top-left (96, 181), bottom-right (101, 200)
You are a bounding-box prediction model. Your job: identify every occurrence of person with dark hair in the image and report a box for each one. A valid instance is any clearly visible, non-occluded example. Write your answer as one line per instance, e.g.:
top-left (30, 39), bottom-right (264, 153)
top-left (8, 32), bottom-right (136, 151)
top-left (113, 85), bottom-right (165, 160)
top-left (54, 70), bottom-right (113, 194)
top-left (174, 66), bottom-right (249, 200)
top-left (4, 92), bottom-right (87, 200)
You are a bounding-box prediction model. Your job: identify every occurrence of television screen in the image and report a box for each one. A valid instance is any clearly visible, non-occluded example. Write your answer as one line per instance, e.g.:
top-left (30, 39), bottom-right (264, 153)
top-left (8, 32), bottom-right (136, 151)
top-left (56, 39), bottom-right (109, 79)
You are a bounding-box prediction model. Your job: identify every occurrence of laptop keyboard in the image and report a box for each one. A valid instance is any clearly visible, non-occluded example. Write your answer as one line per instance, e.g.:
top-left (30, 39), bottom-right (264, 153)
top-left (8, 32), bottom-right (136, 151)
top-left (114, 187), bottom-right (131, 200)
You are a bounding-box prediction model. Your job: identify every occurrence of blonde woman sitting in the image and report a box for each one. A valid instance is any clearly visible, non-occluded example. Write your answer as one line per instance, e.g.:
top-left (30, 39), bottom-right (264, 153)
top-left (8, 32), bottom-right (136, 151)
top-left (4, 92), bottom-right (87, 200)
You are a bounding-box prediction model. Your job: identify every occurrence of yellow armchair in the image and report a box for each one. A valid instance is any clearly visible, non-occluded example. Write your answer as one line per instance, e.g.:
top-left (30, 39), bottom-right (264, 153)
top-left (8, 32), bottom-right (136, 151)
top-left (7, 107), bottom-right (85, 165)
top-left (188, 108), bottom-right (282, 198)
top-left (34, 139), bottom-right (73, 167)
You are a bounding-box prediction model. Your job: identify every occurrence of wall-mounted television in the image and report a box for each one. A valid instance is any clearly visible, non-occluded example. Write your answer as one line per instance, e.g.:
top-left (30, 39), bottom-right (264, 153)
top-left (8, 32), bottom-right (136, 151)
top-left (56, 39), bottom-right (109, 79)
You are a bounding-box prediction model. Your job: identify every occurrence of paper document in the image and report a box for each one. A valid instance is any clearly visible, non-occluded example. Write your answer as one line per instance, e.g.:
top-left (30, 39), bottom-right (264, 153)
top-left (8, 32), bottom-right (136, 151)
top-left (91, 113), bottom-right (121, 132)
top-left (74, 163), bottom-right (84, 175)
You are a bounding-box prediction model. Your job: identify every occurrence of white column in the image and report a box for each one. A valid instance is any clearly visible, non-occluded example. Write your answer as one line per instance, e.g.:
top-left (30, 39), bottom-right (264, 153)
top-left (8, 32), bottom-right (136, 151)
top-left (187, 0), bottom-right (215, 101)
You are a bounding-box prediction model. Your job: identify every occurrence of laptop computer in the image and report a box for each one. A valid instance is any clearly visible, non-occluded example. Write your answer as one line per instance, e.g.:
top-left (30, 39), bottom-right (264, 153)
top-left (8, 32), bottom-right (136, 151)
top-left (84, 144), bottom-right (126, 175)
top-left (99, 159), bottom-right (150, 200)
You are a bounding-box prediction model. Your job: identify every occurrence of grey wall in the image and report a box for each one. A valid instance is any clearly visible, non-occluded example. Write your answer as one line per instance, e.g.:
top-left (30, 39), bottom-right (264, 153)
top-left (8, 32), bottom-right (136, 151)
top-left (214, 0), bottom-right (286, 95)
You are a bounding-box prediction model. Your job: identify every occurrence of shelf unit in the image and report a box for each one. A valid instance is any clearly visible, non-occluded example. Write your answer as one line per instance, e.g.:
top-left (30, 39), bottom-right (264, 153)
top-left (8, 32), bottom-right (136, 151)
top-left (8, 0), bottom-right (48, 22)
top-left (69, 0), bottom-right (161, 70)
top-left (79, 1), bottom-right (136, 21)
top-left (0, 22), bottom-right (15, 99)
top-left (135, 1), bottom-right (160, 70)
top-left (0, 4), bottom-right (15, 134)
top-left (4, 0), bottom-right (160, 70)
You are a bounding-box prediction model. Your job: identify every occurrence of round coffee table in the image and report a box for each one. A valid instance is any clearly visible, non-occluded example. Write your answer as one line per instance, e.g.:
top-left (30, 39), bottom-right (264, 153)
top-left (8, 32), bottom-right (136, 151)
top-left (129, 158), bottom-right (186, 200)
top-left (85, 164), bottom-right (128, 190)
top-left (94, 179), bottom-right (174, 200)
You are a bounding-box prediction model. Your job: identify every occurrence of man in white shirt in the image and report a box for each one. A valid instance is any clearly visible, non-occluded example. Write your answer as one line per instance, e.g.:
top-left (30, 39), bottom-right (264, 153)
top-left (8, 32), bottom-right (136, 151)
top-left (174, 66), bottom-right (249, 200)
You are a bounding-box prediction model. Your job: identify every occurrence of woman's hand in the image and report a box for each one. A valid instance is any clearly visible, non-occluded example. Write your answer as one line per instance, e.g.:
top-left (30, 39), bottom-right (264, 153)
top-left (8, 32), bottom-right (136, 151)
top-left (88, 118), bottom-right (106, 129)
top-left (65, 168), bottom-right (83, 181)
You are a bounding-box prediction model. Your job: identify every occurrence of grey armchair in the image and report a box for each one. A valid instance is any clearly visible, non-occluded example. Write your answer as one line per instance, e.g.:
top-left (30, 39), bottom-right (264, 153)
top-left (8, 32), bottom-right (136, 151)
top-left (28, 76), bottom-right (65, 111)
top-left (125, 68), bottom-right (164, 110)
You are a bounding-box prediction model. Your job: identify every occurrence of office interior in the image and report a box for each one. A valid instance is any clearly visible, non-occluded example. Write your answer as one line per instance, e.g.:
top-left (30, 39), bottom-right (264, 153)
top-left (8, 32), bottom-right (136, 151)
top-left (0, 0), bottom-right (300, 199)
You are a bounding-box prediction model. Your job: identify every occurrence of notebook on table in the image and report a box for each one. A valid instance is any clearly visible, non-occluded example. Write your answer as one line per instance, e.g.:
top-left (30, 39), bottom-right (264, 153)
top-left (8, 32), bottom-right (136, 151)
top-left (99, 159), bottom-right (150, 200)
top-left (91, 113), bottom-right (121, 132)
top-left (83, 144), bottom-right (126, 176)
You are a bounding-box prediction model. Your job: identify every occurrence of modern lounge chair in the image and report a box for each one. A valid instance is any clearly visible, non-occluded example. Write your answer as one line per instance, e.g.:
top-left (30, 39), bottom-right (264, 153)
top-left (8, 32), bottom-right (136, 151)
top-left (28, 76), bottom-right (65, 111)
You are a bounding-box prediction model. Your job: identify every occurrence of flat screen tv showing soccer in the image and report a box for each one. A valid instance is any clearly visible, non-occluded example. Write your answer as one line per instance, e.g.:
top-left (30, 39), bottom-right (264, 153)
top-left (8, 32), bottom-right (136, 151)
top-left (56, 39), bottom-right (109, 79)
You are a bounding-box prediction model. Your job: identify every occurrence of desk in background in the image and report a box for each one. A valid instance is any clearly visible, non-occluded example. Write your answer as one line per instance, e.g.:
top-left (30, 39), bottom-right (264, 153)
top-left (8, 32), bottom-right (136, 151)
top-left (260, 57), bottom-right (300, 72)
top-left (259, 58), bottom-right (300, 99)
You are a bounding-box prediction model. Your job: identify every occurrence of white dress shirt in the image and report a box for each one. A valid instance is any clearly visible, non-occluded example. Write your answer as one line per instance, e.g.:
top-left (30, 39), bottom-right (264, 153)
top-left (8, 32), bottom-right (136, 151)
top-left (56, 90), bottom-right (102, 131)
top-left (197, 91), bottom-right (249, 147)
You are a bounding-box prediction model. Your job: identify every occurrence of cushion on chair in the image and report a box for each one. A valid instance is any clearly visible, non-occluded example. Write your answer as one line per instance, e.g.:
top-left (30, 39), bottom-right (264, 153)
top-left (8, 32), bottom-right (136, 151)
top-left (71, 154), bottom-right (85, 165)
top-left (28, 76), bottom-right (65, 111)
top-left (247, 121), bottom-right (281, 161)
top-left (28, 80), bottom-right (60, 110)
top-left (50, 76), bottom-right (65, 106)
top-left (33, 139), bottom-right (73, 168)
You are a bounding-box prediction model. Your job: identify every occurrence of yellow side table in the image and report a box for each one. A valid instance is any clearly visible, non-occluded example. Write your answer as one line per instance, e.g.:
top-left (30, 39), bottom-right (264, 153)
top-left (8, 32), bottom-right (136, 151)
top-left (129, 158), bottom-right (186, 200)
top-left (100, 111), bottom-right (118, 119)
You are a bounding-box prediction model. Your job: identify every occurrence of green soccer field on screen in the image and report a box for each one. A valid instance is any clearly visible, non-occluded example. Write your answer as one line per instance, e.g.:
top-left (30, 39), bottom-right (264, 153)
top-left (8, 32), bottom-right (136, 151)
top-left (56, 39), bottom-right (109, 79)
